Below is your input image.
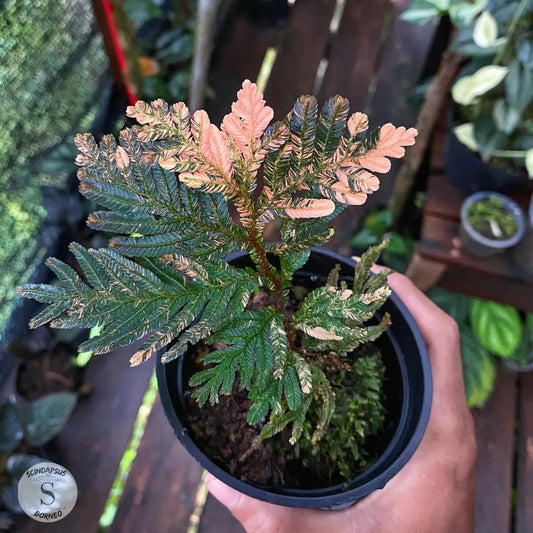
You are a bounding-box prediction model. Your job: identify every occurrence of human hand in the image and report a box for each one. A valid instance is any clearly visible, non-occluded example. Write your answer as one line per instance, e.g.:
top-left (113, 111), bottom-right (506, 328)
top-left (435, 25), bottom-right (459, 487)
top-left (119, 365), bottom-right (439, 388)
top-left (205, 272), bottom-right (476, 533)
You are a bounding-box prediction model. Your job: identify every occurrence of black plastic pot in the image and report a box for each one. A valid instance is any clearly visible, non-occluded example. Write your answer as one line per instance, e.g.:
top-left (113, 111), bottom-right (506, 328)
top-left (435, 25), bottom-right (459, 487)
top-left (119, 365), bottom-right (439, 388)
top-left (445, 112), bottom-right (528, 194)
top-left (459, 192), bottom-right (526, 257)
top-left (157, 248), bottom-right (432, 509)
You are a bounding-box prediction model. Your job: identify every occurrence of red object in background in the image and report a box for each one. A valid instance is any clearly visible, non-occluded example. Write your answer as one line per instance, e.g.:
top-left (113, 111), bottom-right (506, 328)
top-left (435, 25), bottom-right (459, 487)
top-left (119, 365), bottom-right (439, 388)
top-left (93, 0), bottom-right (138, 105)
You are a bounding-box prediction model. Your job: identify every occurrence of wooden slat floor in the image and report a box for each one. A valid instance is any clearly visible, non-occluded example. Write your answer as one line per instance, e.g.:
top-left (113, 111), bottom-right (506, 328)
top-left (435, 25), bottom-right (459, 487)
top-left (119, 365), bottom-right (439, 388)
top-left (15, 1), bottom-right (531, 532)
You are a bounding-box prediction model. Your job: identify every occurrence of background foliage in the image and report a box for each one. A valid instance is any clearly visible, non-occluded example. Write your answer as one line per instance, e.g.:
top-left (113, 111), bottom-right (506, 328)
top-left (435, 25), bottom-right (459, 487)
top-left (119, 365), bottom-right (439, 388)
top-left (0, 0), bottom-right (109, 335)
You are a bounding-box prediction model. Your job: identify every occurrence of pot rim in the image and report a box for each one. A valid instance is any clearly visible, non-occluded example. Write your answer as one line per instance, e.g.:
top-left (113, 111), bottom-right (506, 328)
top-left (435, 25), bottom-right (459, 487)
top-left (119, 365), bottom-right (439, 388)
top-left (460, 191), bottom-right (526, 249)
top-left (156, 248), bottom-right (432, 509)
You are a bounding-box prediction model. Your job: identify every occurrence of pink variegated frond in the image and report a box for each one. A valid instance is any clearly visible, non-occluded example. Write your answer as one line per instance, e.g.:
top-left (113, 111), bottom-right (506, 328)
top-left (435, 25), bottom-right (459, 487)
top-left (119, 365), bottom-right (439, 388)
top-left (275, 198), bottom-right (335, 219)
top-left (221, 80), bottom-right (274, 156)
top-left (357, 124), bottom-right (418, 173)
top-left (347, 112), bottom-right (369, 137)
top-left (345, 169), bottom-right (380, 194)
top-left (192, 110), bottom-right (232, 177)
top-left (328, 183), bottom-right (368, 205)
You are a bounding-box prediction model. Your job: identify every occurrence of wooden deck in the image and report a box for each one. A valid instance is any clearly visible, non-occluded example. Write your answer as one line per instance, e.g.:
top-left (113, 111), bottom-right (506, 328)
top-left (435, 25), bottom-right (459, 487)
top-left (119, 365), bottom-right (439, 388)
top-left (14, 1), bottom-right (533, 532)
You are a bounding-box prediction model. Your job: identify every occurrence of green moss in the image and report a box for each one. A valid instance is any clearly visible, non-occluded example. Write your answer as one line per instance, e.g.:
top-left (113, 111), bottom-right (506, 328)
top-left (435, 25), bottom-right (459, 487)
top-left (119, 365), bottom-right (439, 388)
top-left (286, 346), bottom-right (387, 482)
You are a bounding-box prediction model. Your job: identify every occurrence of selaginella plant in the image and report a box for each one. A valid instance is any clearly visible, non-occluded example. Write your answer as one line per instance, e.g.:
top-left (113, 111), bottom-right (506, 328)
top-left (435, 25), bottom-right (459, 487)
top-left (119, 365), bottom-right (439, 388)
top-left (18, 80), bottom-right (416, 445)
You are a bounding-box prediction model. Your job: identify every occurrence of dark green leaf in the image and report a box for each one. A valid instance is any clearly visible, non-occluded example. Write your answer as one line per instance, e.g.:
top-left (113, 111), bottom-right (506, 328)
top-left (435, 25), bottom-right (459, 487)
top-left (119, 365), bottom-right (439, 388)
top-left (22, 392), bottom-right (77, 446)
top-left (429, 288), bottom-right (471, 324)
top-left (474, 115), bottom-right (508, 161)
top-left (123, 0), bottom-right (163, 26)
top-left (470, 299), bottom-right (522, 358)
top-left (0, 402), bottom-right (23, 455)
top-left (351, 228), bottom-right (381, 249)
top-left (516, 39), bottom-right (533, 65)
top-left (460, 326), bottom-right (496, 408)
top-left (283, 367), bottom-right (301, 411)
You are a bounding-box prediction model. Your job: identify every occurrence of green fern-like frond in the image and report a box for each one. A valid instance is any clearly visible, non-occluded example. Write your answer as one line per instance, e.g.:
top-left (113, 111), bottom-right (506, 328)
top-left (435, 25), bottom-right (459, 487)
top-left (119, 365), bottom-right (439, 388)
top-left (75, 130), bottom-right (245, 261)
top-left (292, 240), bottom-right (391, 356)
top-left (18, 246), bottom-right (260, 365)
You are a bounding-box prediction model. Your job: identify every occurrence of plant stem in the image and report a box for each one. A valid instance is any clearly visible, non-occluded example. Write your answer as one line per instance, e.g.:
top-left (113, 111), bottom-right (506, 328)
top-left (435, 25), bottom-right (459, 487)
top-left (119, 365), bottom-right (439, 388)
top-left (493, 0), bottom-right (528, 65)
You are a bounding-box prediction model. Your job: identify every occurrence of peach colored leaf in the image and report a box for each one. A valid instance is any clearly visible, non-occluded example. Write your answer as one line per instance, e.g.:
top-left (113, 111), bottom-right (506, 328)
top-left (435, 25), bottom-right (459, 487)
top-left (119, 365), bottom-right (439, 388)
top-left (357, 124), bottom-right (417, 173)
top-left (115, 146), bottom-right (130, 170)
top-left (279, 198), bottom-right (335, 218)
top-left (221, 79), bottom-right (274, 156)
top-left (192, 110), bottom-right (232, 176)
top-left (179, 172), bottom-right (211, 188)
top-left (297, 325), bottom-right (342, 341)
top-left (347, 112), bottom-right (369, 137)
top-left (351, 169), bottom-right (380, 193)
top-left (328, 183), bottom-right (368, 205)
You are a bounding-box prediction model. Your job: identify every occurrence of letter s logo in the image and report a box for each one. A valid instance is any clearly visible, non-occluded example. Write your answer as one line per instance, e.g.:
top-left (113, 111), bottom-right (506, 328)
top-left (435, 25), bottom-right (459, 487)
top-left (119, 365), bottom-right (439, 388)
top-left (40, 482), bottom-right (55, 506)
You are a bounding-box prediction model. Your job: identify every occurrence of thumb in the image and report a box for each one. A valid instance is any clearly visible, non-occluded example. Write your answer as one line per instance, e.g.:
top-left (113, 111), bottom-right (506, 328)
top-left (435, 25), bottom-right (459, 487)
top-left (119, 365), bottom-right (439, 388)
top-left (204, 473), bottom-right (285, 533)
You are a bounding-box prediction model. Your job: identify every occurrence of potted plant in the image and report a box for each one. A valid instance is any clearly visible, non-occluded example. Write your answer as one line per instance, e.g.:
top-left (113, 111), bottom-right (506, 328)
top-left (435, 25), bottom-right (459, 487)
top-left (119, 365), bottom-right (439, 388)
top-left (17, 80), bottom-right (431, 508)
top-left (460, 191), bottom-right (526, 256)
top-left (402, 0), bottom-right (533, 192)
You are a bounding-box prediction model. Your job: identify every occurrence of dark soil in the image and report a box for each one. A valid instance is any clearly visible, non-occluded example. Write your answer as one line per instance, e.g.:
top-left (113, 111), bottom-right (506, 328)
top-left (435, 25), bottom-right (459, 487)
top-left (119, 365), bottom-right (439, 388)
top-left (184, 342), bottom-right (396, 489)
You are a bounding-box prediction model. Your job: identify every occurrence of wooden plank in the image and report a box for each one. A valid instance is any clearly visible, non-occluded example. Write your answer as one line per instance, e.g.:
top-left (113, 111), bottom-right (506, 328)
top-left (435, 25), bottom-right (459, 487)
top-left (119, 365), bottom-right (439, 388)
top-left (516, 372), bottom-right (533, 533)
top-left (474, 367), bottom-right (517, 533)
top-left (318, 0), bottom-right (390, 252)
top-left (199, 495), bottom-right (245, 533)
top-left (15, 346), bottom-right (154, 533)
top-left (264, 0), bottom-right (336, 119)
top-left (205, 12), bottom-right (275, 125)
top-left (109, 396), bottom-right (203, 533)
top-left (438, 267), bottom-right (533, 314)
top-left (424, 170), bottom-right (465, 221)
top-left (318, 0), bottom-right (389, 110)
top-left (367, 0), bottom-right (438, 129)
top-left (363, 1), bottom-right (439, 211)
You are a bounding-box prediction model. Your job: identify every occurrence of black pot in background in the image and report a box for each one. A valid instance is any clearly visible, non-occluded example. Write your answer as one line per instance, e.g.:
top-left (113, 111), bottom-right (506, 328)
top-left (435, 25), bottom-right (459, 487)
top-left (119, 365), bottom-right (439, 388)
top-left (460, 192), bottom-right (526, 257)
top-left (445, 115), bottom-right (528, 194)
top-left (157, 248), bottom-right (432, 510)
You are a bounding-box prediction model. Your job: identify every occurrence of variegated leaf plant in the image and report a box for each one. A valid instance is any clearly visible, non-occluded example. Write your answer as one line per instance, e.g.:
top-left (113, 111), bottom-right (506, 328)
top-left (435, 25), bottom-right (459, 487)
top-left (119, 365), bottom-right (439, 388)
top-left (18, 80), bottom-right (417, 443)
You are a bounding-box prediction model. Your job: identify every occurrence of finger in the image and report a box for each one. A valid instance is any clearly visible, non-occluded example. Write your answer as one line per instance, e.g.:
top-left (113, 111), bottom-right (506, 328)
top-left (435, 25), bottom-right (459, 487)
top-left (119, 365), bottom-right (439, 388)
top-left (385, 272), bottom-right (466, 405)
top-left (205, 474), bottom-right (284, 532)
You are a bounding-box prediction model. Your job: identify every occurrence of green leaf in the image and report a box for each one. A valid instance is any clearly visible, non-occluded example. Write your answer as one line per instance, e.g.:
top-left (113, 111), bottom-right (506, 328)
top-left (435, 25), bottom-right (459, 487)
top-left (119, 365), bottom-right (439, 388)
top-left (474, 115), bottom-right (508, 161)
top-left (2, 455), bottom-right (45, 514)
top-left (123, 0), bottom-right (162, 27)
top-left (452, 66), bottom-right (508, 106)
top-left (314, 95), bottom-right (349, 164)
top-left (526, 149), bottom-right (533, 178)
top-left (6, 454), bottom-right (45, 479)
top-left (0, 402), bottom-right (23, 455)
top-left (505, 60), bottom-right (533, 114)
top-left (516, 39), bottom-right (533, 65)
top-left (470, 299), bottom-right (522, 358)
top-left (400, 0), bottom-right (442, 25)
top-left (289, 95), bottom-right (318, 178)
top-left (2, 483), bottom-right (22, 514)
top-left (449, 0), bottom-right (488, 27)
top-left (460, 326), bottom-right (496, 408)
top-left (493, 99), bottom-right (521, 135)
top-left (283, 367), bottom-right (302, 411)
top-left (473, 11), bottom-right (498, 48)
top-left (429, 288), bottom-right (470, 324)
top-left (454, 123), bottom-right (479, 151)
top-left (351, 228), bottom-right (381, 249)
top-left (22, 392), bottom-right (77, 446)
